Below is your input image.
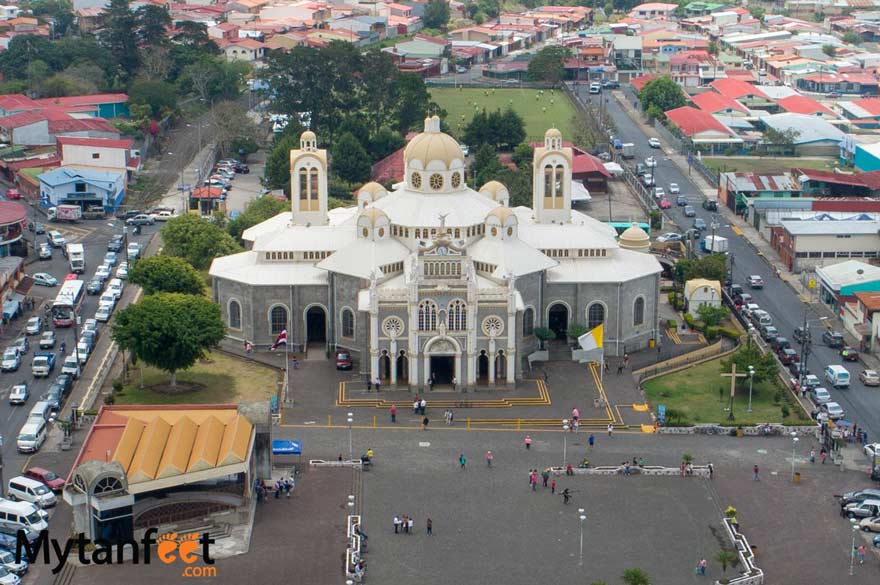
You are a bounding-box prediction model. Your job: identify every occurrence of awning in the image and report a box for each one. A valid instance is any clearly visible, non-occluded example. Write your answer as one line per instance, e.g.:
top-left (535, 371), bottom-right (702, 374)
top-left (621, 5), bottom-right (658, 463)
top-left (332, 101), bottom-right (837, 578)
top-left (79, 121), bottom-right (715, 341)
top-left (272, 440), bottom-right (302, 455)
top-left (2, 299), bottom-right (19, 320)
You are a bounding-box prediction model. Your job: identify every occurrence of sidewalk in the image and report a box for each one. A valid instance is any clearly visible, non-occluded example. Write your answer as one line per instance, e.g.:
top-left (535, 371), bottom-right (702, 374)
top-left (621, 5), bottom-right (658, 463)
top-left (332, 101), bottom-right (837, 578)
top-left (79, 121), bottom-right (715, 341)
top-left (611, 91), bottom-right (880, 375)
top-left (157, 142), bottom-right (217, 213)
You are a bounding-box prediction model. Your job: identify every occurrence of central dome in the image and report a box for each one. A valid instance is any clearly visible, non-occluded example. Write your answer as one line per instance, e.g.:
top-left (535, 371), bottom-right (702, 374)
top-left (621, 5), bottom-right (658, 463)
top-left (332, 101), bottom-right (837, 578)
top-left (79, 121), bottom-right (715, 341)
top-left (405, 115), bottom-right (464, 171)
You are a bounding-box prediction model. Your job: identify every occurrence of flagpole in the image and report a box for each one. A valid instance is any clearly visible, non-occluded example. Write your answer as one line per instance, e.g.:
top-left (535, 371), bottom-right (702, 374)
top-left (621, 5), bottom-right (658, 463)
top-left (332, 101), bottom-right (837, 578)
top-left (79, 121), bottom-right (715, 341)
top-left (286, 285), bottom-right (292, 405)
top-left (600, 354), bottom-right (604, 384)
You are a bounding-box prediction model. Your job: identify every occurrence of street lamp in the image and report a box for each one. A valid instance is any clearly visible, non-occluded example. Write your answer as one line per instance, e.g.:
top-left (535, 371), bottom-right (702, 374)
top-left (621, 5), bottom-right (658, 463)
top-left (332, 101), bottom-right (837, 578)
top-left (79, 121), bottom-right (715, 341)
top-left (798, 311), bottom-right (827, 387)
top-left (791, 433), bottom-right (799, 482)
top-left (347, 413), bottom-right (354, 461)
top-left (849, 519), bottom-right (858, 575)
top-left (578, 508), bottom-right (586, 567)
top-left (562, 419), bottom-right (570, 464)
top-left (747, 366), bottom-right (755, 413)
top-left (747, 324), bottom-right (755, 350)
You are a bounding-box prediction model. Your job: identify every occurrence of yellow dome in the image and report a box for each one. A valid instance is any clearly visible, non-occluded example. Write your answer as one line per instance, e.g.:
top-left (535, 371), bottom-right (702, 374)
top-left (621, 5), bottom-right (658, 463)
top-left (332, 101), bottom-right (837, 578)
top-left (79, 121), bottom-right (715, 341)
top-left (618, 223), bottom-right (651, 252)
top-left (358, 182), bottom-right (386, 196)
top-left (405, 116), bottom-right (464, 170)
top-left (479, 181), bottom-right (507, 196)
top-left (301, 130), bottom-right (316, 142)
top-left (486, 206), bottom-right (516, 222)
top-left (545, 128), bottom-right (562, 139)
top-left (359, 207), bottom-right (388, 224)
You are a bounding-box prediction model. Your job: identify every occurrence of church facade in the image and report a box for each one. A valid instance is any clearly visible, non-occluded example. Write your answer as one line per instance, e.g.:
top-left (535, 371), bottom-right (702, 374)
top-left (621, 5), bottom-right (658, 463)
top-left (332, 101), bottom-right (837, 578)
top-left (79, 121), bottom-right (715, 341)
top-left (209, 118), bottom-right (662, 390)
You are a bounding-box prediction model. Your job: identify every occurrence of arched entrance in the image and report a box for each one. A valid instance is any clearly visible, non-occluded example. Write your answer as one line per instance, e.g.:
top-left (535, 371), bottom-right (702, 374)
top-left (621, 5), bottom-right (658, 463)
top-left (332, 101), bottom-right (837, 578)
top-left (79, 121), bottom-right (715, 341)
top-left (478, 351), bottom-right (489, 382)
top-left (379, 351), bottom-right (391, 381)
top-left (548, 303), bottom-right (569, 340)
top-left (495, 350), bottom-right (507, 383)
top-left (423, 336), bottom-right (461, 387)
top-left (305, 305), bottom-right (326, 349)
top-left (396, 351), bottom-right (408, 382)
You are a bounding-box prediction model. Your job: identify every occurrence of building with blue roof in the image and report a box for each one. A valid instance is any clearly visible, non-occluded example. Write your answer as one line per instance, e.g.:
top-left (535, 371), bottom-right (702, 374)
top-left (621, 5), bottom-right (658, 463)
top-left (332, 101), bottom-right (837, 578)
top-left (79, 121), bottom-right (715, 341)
top-left (37, 167), bottom-right (125, 212)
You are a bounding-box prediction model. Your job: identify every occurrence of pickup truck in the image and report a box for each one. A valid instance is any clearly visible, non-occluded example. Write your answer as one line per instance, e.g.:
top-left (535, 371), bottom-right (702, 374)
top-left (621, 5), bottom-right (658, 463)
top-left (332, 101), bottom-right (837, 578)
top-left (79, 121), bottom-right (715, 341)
top-left (31, 353), bottom-right (56, 377)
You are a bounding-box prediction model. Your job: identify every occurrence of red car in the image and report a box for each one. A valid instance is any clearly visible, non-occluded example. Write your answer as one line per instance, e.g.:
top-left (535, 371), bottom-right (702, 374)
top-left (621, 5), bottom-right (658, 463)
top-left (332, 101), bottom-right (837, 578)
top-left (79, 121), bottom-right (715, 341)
top-left (6, 188), bottom-right (21, 200)
top-left (658, 197), bottom-right (672, 209)
top-left (64, 273), bottom-right (78, 281)
top-left (24, 466), bottom-right (66, 492)
top-left (335, 350), bottom-right (352, 370)
top-left (840, 346), bottom-right (859, 361)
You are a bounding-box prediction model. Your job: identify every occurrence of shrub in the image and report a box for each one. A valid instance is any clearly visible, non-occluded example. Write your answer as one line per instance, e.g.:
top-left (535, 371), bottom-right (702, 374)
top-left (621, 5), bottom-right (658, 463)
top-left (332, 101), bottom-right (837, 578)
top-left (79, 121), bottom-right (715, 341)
top-left (103, 394), bottom-right (115, 405)
top-left (781, 404), bottom-right (790, 418)
top-left (667, 319), bottom-right (677, 329)
top-left (704, 326), bottom-right (719, 340)
top-left (667, 291), bottom-right (676, 305)
top-left (773, 389), bottom-right (783, 404)
top-left (112, 379), bottom-right (123, 393)
top-left (684, 313), bottom-right (696, 328)
top-left (718, 327), bottom-right (740, 340)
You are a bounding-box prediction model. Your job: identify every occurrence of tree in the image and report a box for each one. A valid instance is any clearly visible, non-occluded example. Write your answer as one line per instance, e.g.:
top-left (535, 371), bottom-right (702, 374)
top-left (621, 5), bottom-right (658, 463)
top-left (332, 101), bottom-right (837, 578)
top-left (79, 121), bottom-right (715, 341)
top-left (512, 143), bottom-right (533, 169)
top-left (0, 35), bottom-right (56, 80)
top-left (722, 343), bottom-right (778, 386)
top-left (714, 550), bottom-right (738, 574)
top-left (673, 254), bottom-right (728, 283)
top-left (697, 305), bottom-right (728, 327)
top-left (423, 0), bottom-right (450, 28)
top-left (639, 76), bottom-right (686, 119)
top-left (498, 108), bottom-right (526, 149)
top-left (822, 43), bottom-right (836, 57)
top-left (843, 30), bottom-right (861, 45)
top-left (212, 101), bottom-right (261, 157)
top-left (172, 21), bottom-right (218, 53)
top-left (471, 144), bottom-right (503, 186)
top-left (227, 196), bottom-right (289, 241)
top-left (527, 46), bottom-right (571, 83)
top-left (748, 5), bottom-right (765, 20)
top-left (361, 48), bottom-right (400, 134)
top-left (161, 214), bottom-right (241, 270)
top-left (566, 322), bottom-right (588, 341)
top-left (129, 79), bottom-right (177, 117)
top-left (135, 4), bottom-right (171, 46)
top-left (392, 72), bottom-right (434, 133)
top-left (368, 128), bottom-right (404, 162)
top-left (332, 132), bottom-right (372, 184)
top-left (535, 327), bottom-right (555, 349)
top-left (762, 126), bottom-right (800, 155)
top-left (100, 0), bottom-right (140, 78)
top-left (128, 255), bottom-right (206, 296)
top-left (25, 0), bottom-right (75, 37)
top-left (621, 568), bottom-right (651, 585)
top-left (265, 133), bottom-right (300, 193)
top-left (112, 293), bottom-right (225, 386)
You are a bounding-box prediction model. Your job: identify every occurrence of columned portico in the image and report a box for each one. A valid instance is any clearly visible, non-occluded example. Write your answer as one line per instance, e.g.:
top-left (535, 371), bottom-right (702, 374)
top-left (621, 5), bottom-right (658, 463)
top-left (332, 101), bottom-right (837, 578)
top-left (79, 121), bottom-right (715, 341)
top-left (423, 335), bottom-right (463, 388)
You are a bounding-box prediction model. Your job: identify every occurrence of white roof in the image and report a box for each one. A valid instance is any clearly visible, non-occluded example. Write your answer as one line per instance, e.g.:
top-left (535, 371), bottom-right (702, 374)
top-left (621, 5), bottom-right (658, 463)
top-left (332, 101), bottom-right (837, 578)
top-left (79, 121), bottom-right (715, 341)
top-left (514, 207), bottom-right (619, 249)
top-left (467, 234), bottom-right (558, 278)
top-left (545, 248), bottom-right (661, 283)
top-left (370, 185), bottom-right (500, 227)
top-left (571, 180), bottom-right (591, 202)
top-left (754, 85), bottom-right (800, 100)
top-left (781, 220), bottom-right (880, 236)
top-left (760, 113), bottom-right (845, 144)
top-left (209, 251), bottom-right (329, 286)
top-left (839, 101), bottom-right (874, 119)
top-left (242, 211), bottom-right (291, 243)
top-left (253, 224), bottom-right (356, 252)
top-left (316, 237), bottom-right (412, 279)
top-left (816, 260), bottom-right (880, 290)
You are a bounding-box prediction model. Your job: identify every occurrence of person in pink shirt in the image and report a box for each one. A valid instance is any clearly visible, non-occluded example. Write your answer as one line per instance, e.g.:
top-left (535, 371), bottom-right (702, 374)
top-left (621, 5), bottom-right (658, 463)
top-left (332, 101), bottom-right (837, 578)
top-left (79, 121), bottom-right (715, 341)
top-left (571, 407), bottom-right (580, 422)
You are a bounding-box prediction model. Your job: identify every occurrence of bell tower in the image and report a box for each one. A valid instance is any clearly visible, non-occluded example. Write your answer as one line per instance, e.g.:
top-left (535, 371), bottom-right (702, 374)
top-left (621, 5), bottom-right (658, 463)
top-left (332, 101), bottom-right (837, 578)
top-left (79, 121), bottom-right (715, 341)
top-left (290, 131), bottom-right (328, 226)
top-left (532, 128), bottom-right (573, 224)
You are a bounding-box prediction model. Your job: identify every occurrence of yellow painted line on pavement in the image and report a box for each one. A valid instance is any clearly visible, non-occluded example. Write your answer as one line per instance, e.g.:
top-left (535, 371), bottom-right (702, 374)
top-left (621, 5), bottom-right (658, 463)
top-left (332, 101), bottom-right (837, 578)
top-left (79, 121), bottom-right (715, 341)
top-left (640, 424), bottom-right (656, 433)
top-left (279, 422), bottom-right (645, 434)
top-left (731, 226), bottom-right (743, 236)
top-left (632, 403), bottom-right (649, 412)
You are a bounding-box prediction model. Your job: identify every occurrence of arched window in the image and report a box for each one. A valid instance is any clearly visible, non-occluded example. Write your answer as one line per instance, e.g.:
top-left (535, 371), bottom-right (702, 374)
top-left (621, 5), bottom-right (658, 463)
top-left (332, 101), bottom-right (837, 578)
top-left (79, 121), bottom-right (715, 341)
top-left (228, 300), bottom-right (241, 329)
top-left (523, 307), bottom-right (535, 336)
top-left (587, 302), bottom-right (605, 330)
top-left (270, 305), bottom-right (288, 335)
top-left (418, 300), bottom-right (438, 331)
top-left (544, 166), bottom-right (553, 199)
top-left (633, 297), bottom-right (645, 327)
top-left (308, 168), bottom-right (319, 209)
top-left (448, 299), bottom-right (467, 331)
top-left (554, 164), bottom-right (564, 201)
top-left (342, 308), bottom-right (355, 338)
top-left (298, 168), bottom-right (308, 201)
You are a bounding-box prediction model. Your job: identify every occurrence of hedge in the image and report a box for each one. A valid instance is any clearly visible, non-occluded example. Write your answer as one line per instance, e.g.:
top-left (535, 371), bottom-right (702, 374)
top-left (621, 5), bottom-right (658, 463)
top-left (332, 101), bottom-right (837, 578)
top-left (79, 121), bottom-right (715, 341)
top-left (667, 318), bottom-right (677, 329)
top-left (684, 313), bottom-right (696, 328)
top-left (718, 327), bottom-right (740, 340)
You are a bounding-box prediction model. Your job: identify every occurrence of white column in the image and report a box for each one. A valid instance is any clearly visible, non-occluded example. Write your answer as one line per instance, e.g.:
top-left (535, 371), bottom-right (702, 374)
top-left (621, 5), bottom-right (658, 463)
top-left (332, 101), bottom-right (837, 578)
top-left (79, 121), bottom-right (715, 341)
top-left (408, 302), bottom-right (419, 389)
top-left (488, 338), bottom-right (496, 385)
top-left (507, 314), bottom-right (516, 386)
top-left (370, 311), bottom-right (379, 382)
top-left (467, 351), bottom-right (476, 387)
top-left (423, 353), bottom-right (431, 388)
top-left (389, 339), bottom-right (398, 386)
top-left (455, 352), bottom-right (462, 389)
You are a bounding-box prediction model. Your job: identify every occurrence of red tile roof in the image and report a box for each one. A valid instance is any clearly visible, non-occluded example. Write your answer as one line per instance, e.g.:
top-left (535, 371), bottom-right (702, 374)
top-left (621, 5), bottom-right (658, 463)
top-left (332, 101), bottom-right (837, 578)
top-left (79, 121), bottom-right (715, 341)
top-left (191, 186), bottom-right (225, 199)
top-left (690, 91), bottom-right (748, 114)
top-left (776, 95), bottom-right (835, 117)
top-left (0, 110), bottom-right (47, 129)
top-left (572, 152), bottom-right (611, 177)
top-left (709, 78), bottom-right (769, 100)
top-left (371, 146), bottom-right (404, 184)
top-left (32, 93), bottom-right (128, 108)
top-left (630, 74), bottom-right (658, 92)
top-left (49, 117), bottom-right (117, 134)
top-left (669, 50), bottom-right (714, 66)
top-left (665, 106), bottom-right (734, 137)
top-left (851, 97), bottom-right (880, 116)
top-left (57, 136), bottom-right (133, 149)
top-left (0, 94), bottom-right (36, 111)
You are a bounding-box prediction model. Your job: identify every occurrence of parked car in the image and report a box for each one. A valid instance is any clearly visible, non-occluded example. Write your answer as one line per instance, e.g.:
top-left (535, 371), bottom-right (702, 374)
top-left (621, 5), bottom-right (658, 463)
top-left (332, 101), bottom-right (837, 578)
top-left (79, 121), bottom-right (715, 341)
top-left (821, 401), bottom-right (845, 420)
top-left (0, 547), bottom-right (28, 576)
top-left (683, 205), bottom-right (696, 217)
top-left (24, 317), bottom-right (41, 336)
top-left (31, 273), bottom-right (57, 287)
top-left (860, 369), bottom-right (880, 386)
top-left (54, 373), bottom-right (73, 395)
top-left (11, 337), bottom-right (28, 355)
top-left (656, 232), bottom-right (682, 243)
top-left (693, 218), bottom-right (706, 231)
top-left (668, 183), bottom-right (680, 194)
top-left (793, 326), bottom-right (811, 344)
top-left (127, 242), bottom-right (140, 260)
top-left (841, 489), bottom-right (880, 507)
top-left (103, 252), bottom-right (118, 267)
top-left (648, 138), bottom-right (661, 149)
top-left (859, 516), bottom-right (880, 533)
top-left (8, 383), bottom-right (28, 405)
top-left (27, 221), bottom-right (45, 234)
top-left (822, 330), bottom-right (845, 348)
top-left (780, 348), bottom-right (799, 365)
top-left (658, 197), bottom-right (671, 209)
top-left (116, 262), bottom-right (129, 279)
top-left (37, 244), bottom-right (51, 260)
top-left (95, 265), bottom-right (111, 282)
top-left (23, 466), bottom-right (65, 492)
top-left (802, 374), bottom-right (821, 390)
top-left (645, 156), bottom-right (657, 167)
top-left (125, 214), bottom-right (154, 226)
top-left (642, 173), bottom-right (654, 186)
top-left (115, 210), bottom-right (141, 221)
top-left (840, 346), bottom-right (860, 361)
top-left (759, 325), bottom-right (778, 342)
top-left (86, 279), bottom-right (103, 295)
top-left (789, 361), bottom-right (807, 378)
top-left (0, 564), bottom-right (21, 585)
top-left (335, 350), bottom-right (353, 370)
top-left (771, 336), bottom-right (790, 352)
top-left (654, 187), bottom-right (665, 199)
top-left (845, 499), bottom-right (880, 519)
top-left (38, 331), bottom-right (55, 350)
top-left (602, 80), bottom-right (620, 89)
top-left (864, 443), bottom-right (880, 459)
top-left (747, 275), bottom-right (764, 289)
top-left (741, 303), bottom-right (760, 319)
top-left (151, 210), bottom-right (176, 221)
top-left (95, 303), bottom-right (113, 323)
top-left (107, 237), bottom-right (123, 252)
top-left (676, 194), bottom-right (688, 206)
top-left (1, 348), bottom-right (20, 372)
top-left (702, 199), bottom-right (719, 211)
top-left (810, 386), bottom-right (831, 404)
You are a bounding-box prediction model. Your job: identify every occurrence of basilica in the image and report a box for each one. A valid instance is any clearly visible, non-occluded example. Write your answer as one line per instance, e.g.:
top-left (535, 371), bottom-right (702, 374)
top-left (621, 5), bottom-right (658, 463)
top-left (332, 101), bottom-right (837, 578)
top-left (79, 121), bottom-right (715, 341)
top-left (209, 117), bottom-right (661, 389)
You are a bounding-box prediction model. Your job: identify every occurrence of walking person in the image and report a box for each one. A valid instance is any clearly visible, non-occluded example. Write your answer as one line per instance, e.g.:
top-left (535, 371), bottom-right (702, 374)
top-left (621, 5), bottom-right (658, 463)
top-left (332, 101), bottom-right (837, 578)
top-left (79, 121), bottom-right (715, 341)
top-left (459, 454), bottom-right (466, 469)
top-left (402, 515), bottom-right (409, 534)
top-left (698, 559), bottom-right (707, 576)
top-left (623, 353), bottom-right (630, 368)
top-left (820, 448), bottom-right (827, 464)
top-left (366, 375), bottom-right (372, 391)
top-left (588, 434), bottom-right (595, 450)
top-left (753, 464), bottom-right (760, 481)
top-left (485, 450), bottom-right (493, 467)
top-left (426, 518), bottom-right (432, 536)
top-left (607, 423), bottom-right (614, 437)
top-left (524, 435), bottom-right (532, 450)
top-left (809, 448), bottom-right (815, 463)
top-left (390, 404), bottom-right (397, 423)
top-left (420, 398), bottom-right (427, 414)
top-left (422, 416), bottom-right (429, 431)
top-left (551, 479), bottom-right (556, 494)
top-left (448, 409), bottom-right (453, 425)
top-left (541, 468), bottom-right (549, 488)
top-left (707, 462), bottom-right (714, 479)
top-left (530, 471), bottom-right (537, 491)
top-left (858, 544), bottom-right (866, 564)
top-left (571, 407), bottom-right (580, 424)
top-left (617, 363), bottom-right (623, 375)
top-left (407, 517), bottom-right (414, 534)
top-left (394, 515), bottom-right (401, 534)
top-left (375, 377), bottom-right (381, 392)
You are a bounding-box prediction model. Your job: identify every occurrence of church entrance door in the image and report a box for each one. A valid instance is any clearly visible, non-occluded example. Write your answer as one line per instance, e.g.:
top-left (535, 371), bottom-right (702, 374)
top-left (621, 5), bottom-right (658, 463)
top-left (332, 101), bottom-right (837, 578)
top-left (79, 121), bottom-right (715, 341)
top-left (306, 306), bottom-right (326, 345)
top-left (430, 356), bottom-right (455, 385)
top-left (548, 303), bottom-right (569, 340)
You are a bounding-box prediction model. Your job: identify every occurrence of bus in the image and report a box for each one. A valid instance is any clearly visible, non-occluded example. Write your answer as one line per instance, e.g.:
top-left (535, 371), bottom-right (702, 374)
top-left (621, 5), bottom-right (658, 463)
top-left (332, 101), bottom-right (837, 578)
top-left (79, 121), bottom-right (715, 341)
top-left (52, 280), bottom-right (84, 327)
top-left (607, 222), bottom-right (651, 237)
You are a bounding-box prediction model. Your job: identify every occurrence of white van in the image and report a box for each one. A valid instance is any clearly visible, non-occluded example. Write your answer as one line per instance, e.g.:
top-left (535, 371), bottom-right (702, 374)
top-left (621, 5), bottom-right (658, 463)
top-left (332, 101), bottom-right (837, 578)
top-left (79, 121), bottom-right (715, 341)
top-left (751, 310), bottom-right (772, 328)
top-left (27, 401), bottom-right (50, 424)
top-left (825, 364), bottom-right (850, 389)
top-left (16, 420), bottom-right (46, 453)
top-left (0, 499), bottom-right (48, 534)
top-left (7, 477), bottom-right (56, 508)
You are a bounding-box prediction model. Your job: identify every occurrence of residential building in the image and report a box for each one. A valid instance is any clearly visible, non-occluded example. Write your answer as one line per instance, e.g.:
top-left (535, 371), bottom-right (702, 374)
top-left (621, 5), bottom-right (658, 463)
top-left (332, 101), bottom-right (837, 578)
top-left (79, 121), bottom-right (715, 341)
top-left (846, 292), bottom-right (880, 354)
top-left (839, 97), bottom-right (880, 128)
top-left (771, 220), bottom-right (880, 273)
top-left (223, 38), bottom-right (268, 61)
top-left (38, 167), bottom-right (125, 212)
top-left (797, 72), bottom-right (879, 96)
top-left (664, 106), bottom-right (742, 152)
top-left (816, 260), bottom-right (880, 317)
top-left (684, 278), bottom-right (722, 317)
top-left (57, 137), bottom-right (139, 182)
top-left (394, 34), bottom-right (450, 58)
top-left (32, 94), bottom-right (129, 118)
top-left (669, 50), bottom-right (724, 87)
top-left (628, 2), bottom-right (678, 20)
top-left (611, 35), bottom-right (643, 81)
top-left (759, 113), bottom-right (845, 156)
top-left (719, 171), bottom-right (801, 214)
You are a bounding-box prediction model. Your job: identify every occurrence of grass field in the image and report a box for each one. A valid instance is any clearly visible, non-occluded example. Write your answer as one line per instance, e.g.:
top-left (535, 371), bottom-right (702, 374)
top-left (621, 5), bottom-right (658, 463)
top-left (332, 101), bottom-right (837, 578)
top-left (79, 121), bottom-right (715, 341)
top-left (430, 87), bottom-right (579, 142)
top-left (643, 357), bottom-right (808, 426)
top-left (115, 351), bottom-right (280, 405)
top-left (702, 157), bottom-right (846, 174)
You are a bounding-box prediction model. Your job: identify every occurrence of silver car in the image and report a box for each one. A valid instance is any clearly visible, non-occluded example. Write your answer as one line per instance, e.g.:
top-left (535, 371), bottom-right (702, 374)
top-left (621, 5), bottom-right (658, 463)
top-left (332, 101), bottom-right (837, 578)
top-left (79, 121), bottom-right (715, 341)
top-left (24, 317), bottom-right (41, 335)
top-left (810, 387), bottom-right (831, 405)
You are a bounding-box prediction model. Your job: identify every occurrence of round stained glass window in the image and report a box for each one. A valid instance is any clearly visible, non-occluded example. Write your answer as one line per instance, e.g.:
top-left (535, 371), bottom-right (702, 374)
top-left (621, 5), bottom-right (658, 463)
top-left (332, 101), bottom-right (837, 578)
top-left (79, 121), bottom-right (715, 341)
top-left (491, 227), bottom-right (498, 236)
top-left (507, 227), bottom-right (513, 236)
top-left (362, 228), bottom-right (369, 237)
top-left (429, 173), bottom-right (443, 190)
top-left (378, 227), bottom-right (385, 238)
top-left (451, 172), bottom-right (461, 188)
top-left (411, 172), bottom-right (422, 188)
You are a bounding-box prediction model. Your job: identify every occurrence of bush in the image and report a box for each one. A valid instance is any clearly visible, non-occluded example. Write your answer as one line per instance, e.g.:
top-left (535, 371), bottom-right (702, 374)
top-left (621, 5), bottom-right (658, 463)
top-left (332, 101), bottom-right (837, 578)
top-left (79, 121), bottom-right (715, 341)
top-left (660, 285), bottom-right (675, 293)
top-left (704, 326), bottom-right (719, 340)
top-left (112, 379), bottom-right (123, 393)
top-left (667, 319), bottom-right (677, 329)
top-left (684, 313), bottom-right (696, 328)
top-left (103, 394), bottom-right (115, 405)
top-left (781, 404), bottom-right (790, 418)
top-left (773, 389), bottom-right (783, 404)
top-left (667, 291), bottom-right (676, 305)
top-left (718, 327), bottom-right (740, 340)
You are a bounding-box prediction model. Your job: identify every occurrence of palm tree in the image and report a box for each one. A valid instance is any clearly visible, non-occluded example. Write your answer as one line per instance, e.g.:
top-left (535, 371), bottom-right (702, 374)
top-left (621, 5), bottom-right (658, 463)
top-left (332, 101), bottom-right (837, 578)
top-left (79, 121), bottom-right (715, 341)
top-left (622, 568), bottom-right (651, 585)
top-left (715, 550), bottom-right (738, 574)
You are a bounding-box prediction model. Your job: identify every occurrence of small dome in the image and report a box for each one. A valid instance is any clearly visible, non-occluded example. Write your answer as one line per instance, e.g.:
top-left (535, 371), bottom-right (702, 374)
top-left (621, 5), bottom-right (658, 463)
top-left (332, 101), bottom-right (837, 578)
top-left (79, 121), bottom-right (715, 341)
top-left (486, 206), bottom-right (515, 222)
top-left (359, 207), bottom-right (388, 224)
top-left (619, 223), bottom-right (651, 252)
top-left (479, 181), bottom-right (506, 196)
top-left (301, 130), bottom-right (316, 142)
top-left (359, 182), bottom-right (386, 196)
top-left (405, 116), bottom-right (464, 171)
top-left (545, 128), bottom-right (562, 139)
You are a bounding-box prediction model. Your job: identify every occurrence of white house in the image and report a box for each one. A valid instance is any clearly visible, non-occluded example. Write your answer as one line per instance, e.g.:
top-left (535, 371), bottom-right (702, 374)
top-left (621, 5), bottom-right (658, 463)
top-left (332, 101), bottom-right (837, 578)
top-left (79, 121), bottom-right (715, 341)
top-left (56, 137), bottom-right (139, 183)
top-left (684, 278), bottom-right (722, 317)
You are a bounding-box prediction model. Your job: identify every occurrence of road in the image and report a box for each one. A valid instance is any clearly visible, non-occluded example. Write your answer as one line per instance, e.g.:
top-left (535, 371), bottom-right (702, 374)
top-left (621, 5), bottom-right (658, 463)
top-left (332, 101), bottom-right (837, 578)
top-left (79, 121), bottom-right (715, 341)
top-left (0, 200), bottom-right (157, 486)
top-left (591, 86), bottom-right (880, 440)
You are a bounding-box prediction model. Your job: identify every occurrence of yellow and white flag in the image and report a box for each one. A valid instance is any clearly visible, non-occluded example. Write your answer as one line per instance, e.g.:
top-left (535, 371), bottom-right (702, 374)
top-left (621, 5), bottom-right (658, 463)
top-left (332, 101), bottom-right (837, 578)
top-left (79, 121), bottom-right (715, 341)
top-left (578, 324), bottom-right (603, 353)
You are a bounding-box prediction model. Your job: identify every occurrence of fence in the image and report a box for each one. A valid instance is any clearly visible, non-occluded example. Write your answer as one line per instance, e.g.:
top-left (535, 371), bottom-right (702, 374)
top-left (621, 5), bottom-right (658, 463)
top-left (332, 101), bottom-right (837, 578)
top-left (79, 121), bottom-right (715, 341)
top-left (690, 156), bottom-right (720, 188)
top-left (635, 339), bottom-right (734, 382)
top-left (653, 119), bottom-right (686, 154)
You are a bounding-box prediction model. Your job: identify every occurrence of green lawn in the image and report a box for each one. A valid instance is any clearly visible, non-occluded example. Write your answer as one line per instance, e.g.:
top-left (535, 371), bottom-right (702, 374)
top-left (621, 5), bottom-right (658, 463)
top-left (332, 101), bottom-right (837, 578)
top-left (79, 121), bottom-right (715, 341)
top-left (702, 157), bottom-right (847, 174)
top-left (430, 87), bottom-right (579, 143)
top-left (115, 351), bottom-right (280, 405)
top-left (643, 358), bottom-right (808, 426)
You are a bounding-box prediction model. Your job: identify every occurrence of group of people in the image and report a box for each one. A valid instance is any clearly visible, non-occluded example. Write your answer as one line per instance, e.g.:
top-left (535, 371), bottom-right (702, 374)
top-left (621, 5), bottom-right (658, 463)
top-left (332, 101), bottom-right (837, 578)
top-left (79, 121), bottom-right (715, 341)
top-left (412, 397), bottom-right (427, 414)
top-left (393, 515), bottom-right (431, 535)
top-left (254, 476), bottom-right (295, 503)
top-left (366, 376), bottom-right (382, 391)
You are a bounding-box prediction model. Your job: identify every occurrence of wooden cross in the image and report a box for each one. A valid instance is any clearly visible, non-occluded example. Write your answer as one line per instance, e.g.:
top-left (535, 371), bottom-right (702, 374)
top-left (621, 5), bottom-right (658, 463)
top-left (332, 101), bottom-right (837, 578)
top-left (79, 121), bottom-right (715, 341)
top-left (720, 363), bottom-right (748, 420)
